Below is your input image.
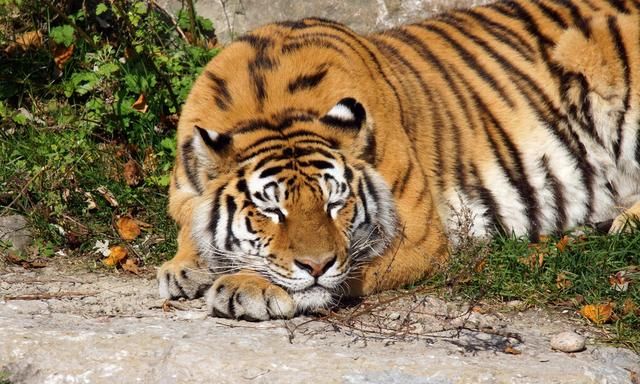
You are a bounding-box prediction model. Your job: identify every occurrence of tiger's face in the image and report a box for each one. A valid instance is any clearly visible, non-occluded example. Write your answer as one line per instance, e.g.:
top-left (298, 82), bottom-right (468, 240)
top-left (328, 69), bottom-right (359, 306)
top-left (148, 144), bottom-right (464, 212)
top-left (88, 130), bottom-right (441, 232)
top-left (189, 98), bottom-right (397, 311)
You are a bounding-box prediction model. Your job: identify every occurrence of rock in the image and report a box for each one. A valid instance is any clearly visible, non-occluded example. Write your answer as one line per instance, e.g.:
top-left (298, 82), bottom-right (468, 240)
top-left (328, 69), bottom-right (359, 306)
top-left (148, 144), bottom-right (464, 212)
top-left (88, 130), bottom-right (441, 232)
top-left (551, 331), bottom-right (586, 353)
top-left (156, 0), bottom-right (493, 44)
top-left (0, 215), bottom-right (33, 253)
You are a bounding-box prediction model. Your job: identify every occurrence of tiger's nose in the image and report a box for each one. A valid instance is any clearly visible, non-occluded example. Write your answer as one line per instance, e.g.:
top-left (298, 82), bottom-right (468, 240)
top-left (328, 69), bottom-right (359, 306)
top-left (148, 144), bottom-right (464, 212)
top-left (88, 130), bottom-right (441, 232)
top-left (294, 254), bottom-right (337, 278)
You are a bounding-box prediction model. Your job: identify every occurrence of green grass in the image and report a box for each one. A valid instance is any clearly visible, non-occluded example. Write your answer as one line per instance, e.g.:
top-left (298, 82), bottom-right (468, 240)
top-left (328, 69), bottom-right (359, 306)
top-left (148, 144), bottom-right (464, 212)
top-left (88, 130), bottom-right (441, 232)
top-left (438, 228), bottom-right (640, 352)
top-left (0, 0), bottom-right (217, 266)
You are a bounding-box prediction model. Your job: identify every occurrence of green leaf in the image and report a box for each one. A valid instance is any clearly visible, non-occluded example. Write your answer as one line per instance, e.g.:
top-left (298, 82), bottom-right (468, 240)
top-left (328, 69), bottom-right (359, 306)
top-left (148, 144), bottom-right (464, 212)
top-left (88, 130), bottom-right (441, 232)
top-left (133, 1), bottom-right (148, 14)
top-left (50, 25), bottom-right (75, 47)
top-left (12, 112), bottom-right (28, 125)
top-left (97, 62), bottom-right (119, 76)
top-left (96, 3), bottom-right (108, 16)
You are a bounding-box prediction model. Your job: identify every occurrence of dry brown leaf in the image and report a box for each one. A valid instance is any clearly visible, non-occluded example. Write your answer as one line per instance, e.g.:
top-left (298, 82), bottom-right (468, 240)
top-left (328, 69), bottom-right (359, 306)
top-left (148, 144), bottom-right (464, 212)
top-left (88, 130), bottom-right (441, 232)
top-left (556, 272), bottom-right (573, 289)
top-left (5, 30), bottom-right (43, 54)
top-left (4, 252), bottom-right (47, 269)
top-left (503, 345), bottom-right (522, 355)
top-left (555, 236), bottom-right (570, 252)
top-left (609, 271), bottom-right (630, 292)
top-left (519, 245), bottom-right (545, 270)
top-left (116, 217), bottom-right (141, 241)
top-left (96, 186), bottom-right (119, 207)
top-left (132, 94), bottom-right (148, 113)
top-left (142, 147), bottom-right (158, 173)
top-left (622, 298), bottom-right (638, 316)
top-left (102, 245), bottom-right (128, 267)
top-left (123, 159), bottom-right (142, 186)
top-left (580, 303), bottom-right (614, 325)
top-left (53, 44), bottom-right (74, 70)
top-left (121, 258), bottom-right (141, 275)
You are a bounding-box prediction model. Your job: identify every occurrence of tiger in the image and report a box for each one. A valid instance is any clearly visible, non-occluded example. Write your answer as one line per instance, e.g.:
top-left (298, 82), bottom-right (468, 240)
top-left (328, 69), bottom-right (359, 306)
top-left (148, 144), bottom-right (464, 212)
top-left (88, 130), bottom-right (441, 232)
top-left (158, 0), bottom-right (640, 321)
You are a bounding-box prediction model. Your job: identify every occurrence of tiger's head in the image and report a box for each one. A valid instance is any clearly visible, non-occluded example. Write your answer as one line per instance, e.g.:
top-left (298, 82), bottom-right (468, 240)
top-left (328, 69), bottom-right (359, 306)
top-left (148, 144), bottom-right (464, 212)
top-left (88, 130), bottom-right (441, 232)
top-left (175, 19), bottom-right (400, 312)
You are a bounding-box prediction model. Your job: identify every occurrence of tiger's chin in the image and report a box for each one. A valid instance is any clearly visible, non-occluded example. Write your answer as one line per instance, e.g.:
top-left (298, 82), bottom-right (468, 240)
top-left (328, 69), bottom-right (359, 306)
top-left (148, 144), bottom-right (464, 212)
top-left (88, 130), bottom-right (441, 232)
top-left (290, 285), bottom-right (335, 314)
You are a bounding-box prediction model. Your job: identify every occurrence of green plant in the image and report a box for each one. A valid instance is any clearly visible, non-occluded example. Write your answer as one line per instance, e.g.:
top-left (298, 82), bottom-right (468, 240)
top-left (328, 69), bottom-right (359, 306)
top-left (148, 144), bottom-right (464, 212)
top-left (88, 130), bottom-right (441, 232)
top-left (437, 227), bottom-right (640, 352)
top-left (0, 0), bottom-right (218, 265)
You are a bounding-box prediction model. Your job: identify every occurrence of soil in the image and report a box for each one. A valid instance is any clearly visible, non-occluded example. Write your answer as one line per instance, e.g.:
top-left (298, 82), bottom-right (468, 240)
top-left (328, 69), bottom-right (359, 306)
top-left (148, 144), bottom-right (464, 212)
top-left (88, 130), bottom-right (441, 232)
top-left (1, 259), bottom-right (638, 384)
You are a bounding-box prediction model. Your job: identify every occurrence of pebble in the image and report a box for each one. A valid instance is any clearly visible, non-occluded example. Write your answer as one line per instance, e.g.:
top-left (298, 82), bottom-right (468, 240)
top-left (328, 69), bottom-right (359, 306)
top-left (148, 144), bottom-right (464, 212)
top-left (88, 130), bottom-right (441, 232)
top-left (550, 331), bottom-right (586, 353)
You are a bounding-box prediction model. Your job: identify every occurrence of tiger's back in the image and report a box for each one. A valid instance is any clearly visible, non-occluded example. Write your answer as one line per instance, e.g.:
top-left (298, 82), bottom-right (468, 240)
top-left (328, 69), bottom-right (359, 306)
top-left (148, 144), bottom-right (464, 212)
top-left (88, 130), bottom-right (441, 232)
top-left (159, 0), bottom-right (640, 319)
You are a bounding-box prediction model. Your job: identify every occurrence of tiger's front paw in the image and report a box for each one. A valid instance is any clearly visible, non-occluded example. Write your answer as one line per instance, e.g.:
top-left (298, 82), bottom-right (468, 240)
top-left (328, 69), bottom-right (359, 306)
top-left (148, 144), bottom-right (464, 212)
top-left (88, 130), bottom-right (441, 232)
top-left (206, 273), bottom-right (295, 321)
top-left (157, 258), bottom-right (214, 300)
top-left (609, 213), bottom-right (639, 234)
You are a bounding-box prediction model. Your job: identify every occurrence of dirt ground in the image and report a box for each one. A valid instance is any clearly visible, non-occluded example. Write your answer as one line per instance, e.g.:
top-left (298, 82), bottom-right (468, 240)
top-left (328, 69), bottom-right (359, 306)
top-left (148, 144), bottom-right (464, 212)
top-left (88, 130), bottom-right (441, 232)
top-left (0, 259), bottom-right (638, 384)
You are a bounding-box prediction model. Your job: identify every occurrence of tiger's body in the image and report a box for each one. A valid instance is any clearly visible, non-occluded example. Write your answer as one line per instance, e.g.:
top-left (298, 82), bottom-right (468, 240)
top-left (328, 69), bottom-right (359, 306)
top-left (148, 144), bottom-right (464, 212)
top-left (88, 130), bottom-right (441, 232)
top-left (159, 0), bottom-right (640, 320)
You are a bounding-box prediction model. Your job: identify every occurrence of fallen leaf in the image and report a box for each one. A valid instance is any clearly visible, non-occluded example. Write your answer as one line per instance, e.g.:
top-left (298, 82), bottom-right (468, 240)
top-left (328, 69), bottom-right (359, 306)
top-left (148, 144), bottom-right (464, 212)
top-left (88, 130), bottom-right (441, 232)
top-left (556, 272), bottom-right (573, 290)
top-left (84, 192), bottom-right (97, 210)
top-left (142, 148), bottom-right (158, 174)
top-left (503, 345), bottom-right (522, 355)
top-left (102, 245), bottom-right (128, 267)
top-left (580, 303), bottom-right (614, 325)
top-left (609, 271), bottom-right (630, 292)
top-left (121, 258), bottom-right (140, 275)
top-left (96, 186), bottom-right (119, 207)
top-left (474, 258), bottom-right (487, 273)
top-left (519, 244), bottom-right (545, 270)
top-left (123, 159), bottom-right (142, 186)
top-left (5, 30), bottom-right (43, 54)
top-left (622, 298), bottom-right (638, 316)
top-left (4, 252), bottom-right (47, 269)
top-left (116, 217), bottom-right (141, 241)
top-left (52, 44), bottom-right (74, 70)
top-left (132, 94), bottom-right (148, 113)
top-left (555, 236), bottom-right (570, 252)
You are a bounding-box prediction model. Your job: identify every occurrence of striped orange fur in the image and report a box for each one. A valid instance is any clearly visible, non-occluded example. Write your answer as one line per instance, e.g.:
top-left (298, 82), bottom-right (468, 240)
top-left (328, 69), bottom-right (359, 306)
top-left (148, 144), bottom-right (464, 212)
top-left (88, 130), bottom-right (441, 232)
top-left (158, 0), bottom-right (640, 320)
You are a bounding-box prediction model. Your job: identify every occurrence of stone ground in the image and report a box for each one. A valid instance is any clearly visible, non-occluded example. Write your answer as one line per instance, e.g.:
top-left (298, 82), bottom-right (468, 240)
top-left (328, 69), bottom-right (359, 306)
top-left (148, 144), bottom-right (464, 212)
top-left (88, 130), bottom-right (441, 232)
top-left (1, 260), bottom-right (638, 384)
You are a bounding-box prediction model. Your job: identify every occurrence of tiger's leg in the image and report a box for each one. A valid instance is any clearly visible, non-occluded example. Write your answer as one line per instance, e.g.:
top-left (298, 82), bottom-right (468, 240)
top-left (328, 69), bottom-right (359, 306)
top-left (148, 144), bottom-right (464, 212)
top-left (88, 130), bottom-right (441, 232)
top-left (205, 271), bottom-right (295, 320)
top-left (609, 200), bottom-right (640, 233)
top-left (157, 224), bottom-right (214, 299)
top-left (347, 231), bottom-right (449, 297)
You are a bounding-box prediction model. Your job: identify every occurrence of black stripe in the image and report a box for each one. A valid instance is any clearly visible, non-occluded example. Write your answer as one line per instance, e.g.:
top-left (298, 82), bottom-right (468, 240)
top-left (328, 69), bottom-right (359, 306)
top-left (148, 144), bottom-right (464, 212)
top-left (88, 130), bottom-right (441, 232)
top-left (224, 195), bottom-right (238, 250)
top-left (208, 187), bottom-right (224, 243)
top-left (307, 160), bottom-right (334, 169)
top-left (457, 10), bottom-right (536, 61)
top-left (357, 179), bottom-right (371, 226)
top-left (608, 16), bottom-right (630, 161)
top-left (531, 0), bottom-right (568, 29)
top-left (205, 71), bottom-right (233, 110)
top-left (181, 139), bottom-right (203, 194)
top-left (392, 160), bottom-right (414, 196)
top-left (540, 155), bottom-right (566, 231)
top-left (360, 130), bottom-right (377, 165)
top-left (288, 66), bottom-right (328, 93)
top-left (605, 0), bottom-right (629, 13)
top-left (476, 98), bottom-right (541, 239)
top-left (415, 23), bottom-right (515, 108)
top-left (260, 165), bottom-right (288, 178)
top-left (470, 164), bottom-right (503, 232)
top-left (282, 38), bottom-right (348, 57)
top-left (548, 0), bottom-right (591, 37)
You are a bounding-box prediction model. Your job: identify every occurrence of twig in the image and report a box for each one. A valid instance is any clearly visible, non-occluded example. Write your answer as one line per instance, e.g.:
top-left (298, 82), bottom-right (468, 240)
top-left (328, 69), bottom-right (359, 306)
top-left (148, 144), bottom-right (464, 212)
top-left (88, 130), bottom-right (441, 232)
top-left (149, 0), bottom-right (188, 42)
top-left (2, 165), bottom-right (48, 213)
top-left (40, 0), bottom-right (97, 48)
top-left (3, 291), bottom-right (97, 300)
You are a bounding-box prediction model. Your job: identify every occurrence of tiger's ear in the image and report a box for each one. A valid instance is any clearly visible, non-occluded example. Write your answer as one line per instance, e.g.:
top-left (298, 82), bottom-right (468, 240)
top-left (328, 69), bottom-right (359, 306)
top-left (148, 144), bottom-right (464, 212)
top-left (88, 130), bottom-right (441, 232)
top-left (193, 125), bottom-right (235, 171)
top-left (320, 98), bottom-right (376, 163)
top-left (320, 98), bottom-right (366, 131)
